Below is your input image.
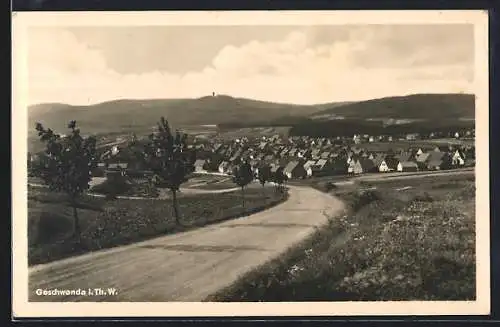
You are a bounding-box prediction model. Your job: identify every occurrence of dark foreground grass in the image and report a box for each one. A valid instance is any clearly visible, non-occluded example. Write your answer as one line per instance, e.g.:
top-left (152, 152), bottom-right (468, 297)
top-left (206, 176), bottom-right (475, 301)
top-left (28, 186), bottom-right (288, 266)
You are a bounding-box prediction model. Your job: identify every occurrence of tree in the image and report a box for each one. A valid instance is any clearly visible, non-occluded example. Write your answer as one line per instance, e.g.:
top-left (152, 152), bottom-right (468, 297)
top-left (144, 117), bottom-right (194, 225)
top-left (273, 166), bottom-right (288, 193)
top-left (257, 165), bottom-right (271, 188)
top-left (232, 160), bottom-right (254, 208)
top-left (34, 121), bottom-right (97, 241)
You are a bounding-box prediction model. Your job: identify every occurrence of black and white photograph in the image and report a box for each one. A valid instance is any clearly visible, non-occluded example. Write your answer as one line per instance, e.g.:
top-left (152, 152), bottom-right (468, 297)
top-left (12, 10), bottom-right (490, 317)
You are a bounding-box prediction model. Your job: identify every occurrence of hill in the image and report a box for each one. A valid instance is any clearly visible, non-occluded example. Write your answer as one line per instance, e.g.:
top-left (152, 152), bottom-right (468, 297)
top-left (309, 93), bottom-right (475, 120)
top-left (28, 95), bottom-right (347, 136)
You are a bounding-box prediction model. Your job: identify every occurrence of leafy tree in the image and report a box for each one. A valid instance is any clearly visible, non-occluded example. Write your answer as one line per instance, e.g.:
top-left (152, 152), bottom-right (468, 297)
top-left (34, 121), bottom-right (97, 241)
top-left (273, 166), bottom-right (288, 193)
top-left (144, 117), bottom-right (194, 225)
top-left (232, 160), bottom-right (254, 208)
top-left (257, 165), bottom-right (271, 188)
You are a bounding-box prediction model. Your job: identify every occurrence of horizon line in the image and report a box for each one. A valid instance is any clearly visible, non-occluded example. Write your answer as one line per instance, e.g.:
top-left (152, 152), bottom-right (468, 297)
top-left (27, 91), bottom-right (474, 109)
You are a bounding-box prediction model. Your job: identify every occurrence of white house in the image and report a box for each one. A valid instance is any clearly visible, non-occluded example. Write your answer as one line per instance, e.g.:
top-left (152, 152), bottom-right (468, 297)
top-left (397, 161), bottom-right (418, 172)
top-left (451, 150), bottom-right (465, 166)
top-left (303, 160), bottom-right (316, 177)
top-left (378, 160), bottom-right (390, 172)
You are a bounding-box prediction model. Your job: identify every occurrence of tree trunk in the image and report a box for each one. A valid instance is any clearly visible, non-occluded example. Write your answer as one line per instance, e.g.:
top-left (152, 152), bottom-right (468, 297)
top-left (171, 189), bottom-right (181, 225)
top-left (241, 186), bottom-right (245, 208)
top-left (71, 199), bottom-right (81, 243)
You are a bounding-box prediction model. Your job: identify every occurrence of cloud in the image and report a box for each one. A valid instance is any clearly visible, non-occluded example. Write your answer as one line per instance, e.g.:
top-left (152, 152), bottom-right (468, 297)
top-left (27, 26), bottom-right (474, 106)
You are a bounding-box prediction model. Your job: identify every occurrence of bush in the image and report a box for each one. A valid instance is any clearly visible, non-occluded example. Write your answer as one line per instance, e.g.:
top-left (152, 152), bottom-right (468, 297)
top-left (414, 192), bottom-right (434, 202)
top-left (91, 176), bottom-right (131, 196)
top-left (352, 190), bottom-right (380, 212)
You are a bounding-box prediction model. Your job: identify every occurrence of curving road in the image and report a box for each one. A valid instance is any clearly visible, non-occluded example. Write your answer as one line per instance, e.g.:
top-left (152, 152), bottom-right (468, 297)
top-left (28, 186), bottom-right (345, 302)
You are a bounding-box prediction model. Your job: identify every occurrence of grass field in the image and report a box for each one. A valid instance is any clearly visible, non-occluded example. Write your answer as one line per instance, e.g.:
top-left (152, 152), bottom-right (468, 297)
top-left (207, 173), bottom-right (475, 301)
top-left (183, 174), bottom-right (233, 190)
top-left (28, 186), bottom-right (288, 266)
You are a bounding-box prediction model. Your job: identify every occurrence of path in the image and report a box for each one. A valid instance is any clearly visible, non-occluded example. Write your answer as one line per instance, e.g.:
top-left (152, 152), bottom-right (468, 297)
top-left (28, 186), bottom-right (344, 302)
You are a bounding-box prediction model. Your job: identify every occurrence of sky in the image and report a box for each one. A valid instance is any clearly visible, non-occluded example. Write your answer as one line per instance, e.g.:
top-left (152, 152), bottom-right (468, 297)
top-left (27, 24), bottom-right (474, 105)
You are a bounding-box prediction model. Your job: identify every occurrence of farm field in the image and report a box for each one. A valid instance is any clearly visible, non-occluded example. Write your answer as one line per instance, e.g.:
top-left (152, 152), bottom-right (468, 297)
top-left (207, 173), bottom-right (475, 301)
top-left (217, 126), bottom-right (292, 139)
top-left (28, 185), bottom-right (288, 266)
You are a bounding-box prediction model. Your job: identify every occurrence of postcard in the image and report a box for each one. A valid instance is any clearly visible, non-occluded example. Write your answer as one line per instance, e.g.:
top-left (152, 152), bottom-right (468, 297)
top-left (12, 9), bottom-right (490, 318)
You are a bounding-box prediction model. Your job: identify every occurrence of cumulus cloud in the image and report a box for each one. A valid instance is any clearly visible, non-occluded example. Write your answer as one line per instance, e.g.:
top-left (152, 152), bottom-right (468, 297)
top-left (27, 26), bottom-right (474, 106)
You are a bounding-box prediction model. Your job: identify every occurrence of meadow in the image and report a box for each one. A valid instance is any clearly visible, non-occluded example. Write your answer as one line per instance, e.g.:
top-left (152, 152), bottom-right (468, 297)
top-left (207, 173), bottom-right (475, 301)
top-left (28, 185), bottom-right (288, 266)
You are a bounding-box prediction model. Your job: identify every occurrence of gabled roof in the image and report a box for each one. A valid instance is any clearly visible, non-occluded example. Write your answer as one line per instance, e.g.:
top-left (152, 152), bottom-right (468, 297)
top-left (399, 161), bottom-right (418, 168)
top-left (396, 152), bottom-right (412, 162)
top-left (358, 158), bottom-right (375, 171)
top-left (320, 151), bottom-right (331, 159)
top-left (372, 154), bottom-right (385, 167)
top-left (428, 151), bottom-right (445, 162)
top-left (284, 161), bottom-right (300, 173)
top-left (303, 160), bottom-right (317, 170)
top-left (416, 152), bottom-right (431, 163)
top-left (384, 156), bottom-right (399, 170)
top-left (194, 159), bottom-right (206, 166)
top-left (219, 161), bottom-right (229, 169)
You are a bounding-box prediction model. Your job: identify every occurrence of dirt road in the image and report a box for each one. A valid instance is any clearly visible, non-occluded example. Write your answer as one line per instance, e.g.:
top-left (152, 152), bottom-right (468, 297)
top-left (28, 186), bottom-right (344, 302)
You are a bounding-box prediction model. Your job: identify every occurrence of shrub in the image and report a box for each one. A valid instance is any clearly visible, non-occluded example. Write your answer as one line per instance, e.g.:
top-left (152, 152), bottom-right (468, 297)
top-left (91, 176), bottom-right (131, 197)
top-left (414, 192), bottom-right (434, 202)
top-left (352, 190), bottom-right (380, 212)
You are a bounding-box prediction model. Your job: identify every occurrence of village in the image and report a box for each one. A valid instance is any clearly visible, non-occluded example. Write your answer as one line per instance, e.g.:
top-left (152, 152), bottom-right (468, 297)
top-left (78, 126), bottom-right (476, 182)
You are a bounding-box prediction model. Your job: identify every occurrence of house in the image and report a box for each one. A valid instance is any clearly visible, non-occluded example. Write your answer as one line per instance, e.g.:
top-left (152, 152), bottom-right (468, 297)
top-left (426, 151), bottom-right (452, 170)
top-left (397, 161), bottom-right (418, 172)
top-left (311, 149), bottom-right (321, 159)
top-left (320, 151), bottom-right (331, 159)
top-left (284, 161), bottom-right (308, 179)
top-left (406, 133), bottom-right (420, 141)
top-left (329, 157), bottom-right (348, 175)
top-left (218, 161), bottom-right (230, 174)
top-left (372, 154), bottom-right (391, 172)
top-left (451, 149), bottom-right (465, 166)
top-left (194, 159), bottom-right (206, 172)
top-left (106, 162), bottom-right (129, 179)
top-left (384, 156), bottom-right (399, 171)
top-left (415, 152), bottom-right (431, 170)
top-left (348, 158), bottom-right (375, 175)
top-left (303, 160), bottom-right (317, 177)
top-left (396, 152), bottom-right (415, 163)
